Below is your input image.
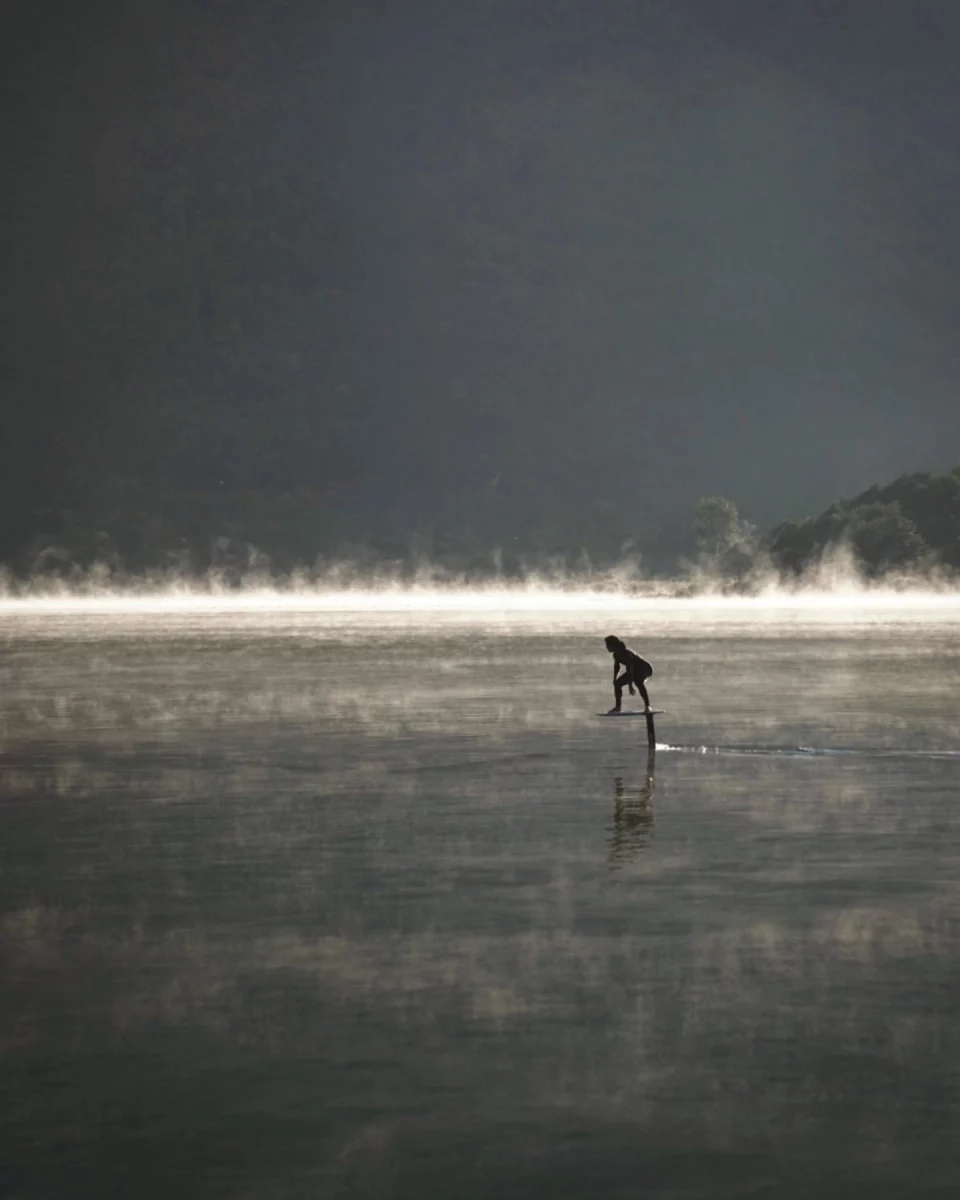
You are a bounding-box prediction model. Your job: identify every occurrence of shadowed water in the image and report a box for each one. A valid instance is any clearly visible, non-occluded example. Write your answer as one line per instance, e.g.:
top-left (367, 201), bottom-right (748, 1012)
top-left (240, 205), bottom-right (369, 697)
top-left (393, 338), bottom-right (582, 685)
top-left (1, 596), bottom-right (959, 1198)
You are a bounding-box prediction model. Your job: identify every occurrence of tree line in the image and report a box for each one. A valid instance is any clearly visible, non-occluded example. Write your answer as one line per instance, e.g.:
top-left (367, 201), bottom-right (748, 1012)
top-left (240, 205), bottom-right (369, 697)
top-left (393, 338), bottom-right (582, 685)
top-left (10, 463), bottom-right (960, 585)
top-left (768, 466), bottom-right (960, 578)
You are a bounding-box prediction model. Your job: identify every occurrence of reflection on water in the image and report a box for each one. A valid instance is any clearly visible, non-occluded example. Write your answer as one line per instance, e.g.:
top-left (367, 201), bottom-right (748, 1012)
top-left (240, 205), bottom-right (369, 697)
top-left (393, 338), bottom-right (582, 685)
top-left (609, 767), bottom-right (656, 866)
top-left (1, 599), bottom-right (960, 1198)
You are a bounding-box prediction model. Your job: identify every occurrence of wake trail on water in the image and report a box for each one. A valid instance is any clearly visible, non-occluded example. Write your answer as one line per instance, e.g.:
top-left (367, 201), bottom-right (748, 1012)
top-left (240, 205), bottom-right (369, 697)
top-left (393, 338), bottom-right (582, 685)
top-left (656, 743), bottom-right (960, 762)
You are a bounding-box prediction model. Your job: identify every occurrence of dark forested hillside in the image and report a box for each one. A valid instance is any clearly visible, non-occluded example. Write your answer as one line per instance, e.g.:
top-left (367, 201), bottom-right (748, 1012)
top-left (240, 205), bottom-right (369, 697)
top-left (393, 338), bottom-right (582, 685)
top-left (769, 467), bottom-right (960, 577)
top-left (0, 2), bottom-right (695, 575)
top-left (6, 3), bottom-right (960, 580)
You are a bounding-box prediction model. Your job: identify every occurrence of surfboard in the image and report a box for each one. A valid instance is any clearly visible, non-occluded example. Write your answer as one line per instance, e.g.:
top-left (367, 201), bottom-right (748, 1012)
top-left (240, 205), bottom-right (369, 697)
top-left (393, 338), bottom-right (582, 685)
top-left (596, 709), bottom-right (664, 718)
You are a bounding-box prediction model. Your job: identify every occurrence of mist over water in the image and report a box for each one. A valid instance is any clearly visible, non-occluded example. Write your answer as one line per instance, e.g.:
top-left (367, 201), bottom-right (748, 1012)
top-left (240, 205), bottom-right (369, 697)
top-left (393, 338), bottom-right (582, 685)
top-left (2, 546), bottom-right (960, 624)
top-left (2, 592), bottom-right (959, 1198)
top-left (2, 534), bottom-right (959, 616)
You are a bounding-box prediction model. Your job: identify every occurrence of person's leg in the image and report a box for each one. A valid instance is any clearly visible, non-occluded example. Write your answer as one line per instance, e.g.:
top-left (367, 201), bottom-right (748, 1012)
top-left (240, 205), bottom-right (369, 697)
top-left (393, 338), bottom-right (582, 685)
top-left (634, 668), bottom-right (651, 711)
top-left (611, 671), bottom-right (630, 712)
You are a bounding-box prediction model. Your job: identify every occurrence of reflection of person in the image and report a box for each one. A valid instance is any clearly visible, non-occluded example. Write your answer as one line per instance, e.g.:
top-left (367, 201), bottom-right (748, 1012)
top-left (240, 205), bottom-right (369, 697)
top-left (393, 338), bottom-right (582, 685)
top-left (610, 774), bottom-right (655, 865)
top-left (604, 635), bottom-right (653, 714)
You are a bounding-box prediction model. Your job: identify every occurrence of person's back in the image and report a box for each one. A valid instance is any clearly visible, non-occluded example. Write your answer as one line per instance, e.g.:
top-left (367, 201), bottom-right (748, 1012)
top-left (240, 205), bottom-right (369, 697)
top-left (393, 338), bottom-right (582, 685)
top-left (623, 645), bottom-right (652, 676)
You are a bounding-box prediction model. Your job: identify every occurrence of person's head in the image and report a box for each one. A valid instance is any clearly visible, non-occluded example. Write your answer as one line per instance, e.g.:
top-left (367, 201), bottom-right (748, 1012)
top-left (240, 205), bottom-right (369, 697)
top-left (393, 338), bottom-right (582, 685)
top-left (604, 635), bottom-right (624, 654)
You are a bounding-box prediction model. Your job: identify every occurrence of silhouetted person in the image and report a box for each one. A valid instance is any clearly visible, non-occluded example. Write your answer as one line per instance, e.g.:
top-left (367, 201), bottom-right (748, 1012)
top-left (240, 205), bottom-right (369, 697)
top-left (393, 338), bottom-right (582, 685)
top-left (604, 635), bottom-right (653, 713)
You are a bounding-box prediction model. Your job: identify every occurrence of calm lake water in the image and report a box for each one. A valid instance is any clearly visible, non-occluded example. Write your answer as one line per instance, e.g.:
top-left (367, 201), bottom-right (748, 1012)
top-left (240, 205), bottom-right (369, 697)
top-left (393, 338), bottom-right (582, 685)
top-left (2, 593), bottom-right (960, 1199)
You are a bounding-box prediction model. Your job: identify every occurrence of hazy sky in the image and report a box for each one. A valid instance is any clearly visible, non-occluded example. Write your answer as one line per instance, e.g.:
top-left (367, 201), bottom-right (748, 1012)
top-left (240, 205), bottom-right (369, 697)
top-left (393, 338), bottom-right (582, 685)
top-left (4, 0), bottom-right (960, 560)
